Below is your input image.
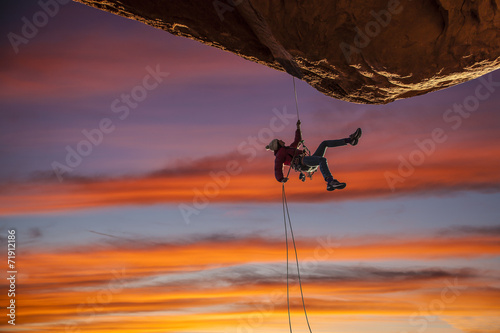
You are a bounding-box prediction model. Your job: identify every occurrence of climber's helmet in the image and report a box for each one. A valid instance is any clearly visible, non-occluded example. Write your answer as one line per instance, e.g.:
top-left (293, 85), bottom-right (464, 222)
top-left (266, 139), bottom-right (285, 151)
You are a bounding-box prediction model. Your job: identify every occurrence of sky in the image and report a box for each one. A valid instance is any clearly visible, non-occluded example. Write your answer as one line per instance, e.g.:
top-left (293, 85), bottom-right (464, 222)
top-left (0, 1), bottom-right (499, 333)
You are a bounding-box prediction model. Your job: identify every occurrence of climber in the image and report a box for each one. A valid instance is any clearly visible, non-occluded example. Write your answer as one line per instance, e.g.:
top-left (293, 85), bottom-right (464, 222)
top-left (266, 120), bottom-right (362, 191)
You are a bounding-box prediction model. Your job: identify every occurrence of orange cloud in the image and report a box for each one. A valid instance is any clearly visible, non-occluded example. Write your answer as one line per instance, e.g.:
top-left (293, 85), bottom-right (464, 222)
top-left (2, 232), bottom-right (499, 332)
top-left (0, 22), bottom-right (275, 104)
top-left (1, 138), bottom-right (500, 215)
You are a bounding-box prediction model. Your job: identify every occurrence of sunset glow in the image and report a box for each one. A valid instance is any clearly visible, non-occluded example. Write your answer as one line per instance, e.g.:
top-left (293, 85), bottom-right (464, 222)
top-left (1, 2), bottom-right (499, 333)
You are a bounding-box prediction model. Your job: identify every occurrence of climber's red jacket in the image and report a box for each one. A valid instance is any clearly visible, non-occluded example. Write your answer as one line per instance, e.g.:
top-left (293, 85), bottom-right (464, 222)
top-left (274, 128), bottom-right (304, 182)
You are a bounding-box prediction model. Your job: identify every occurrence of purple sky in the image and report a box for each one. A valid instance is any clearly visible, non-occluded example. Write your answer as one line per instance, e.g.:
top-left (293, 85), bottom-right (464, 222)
top-left (1, 1), bottom-right (499, 333)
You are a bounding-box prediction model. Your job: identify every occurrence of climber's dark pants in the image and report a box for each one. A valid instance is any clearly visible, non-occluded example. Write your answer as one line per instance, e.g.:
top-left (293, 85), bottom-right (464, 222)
top-left (302, 139), bottom-right (347, 181)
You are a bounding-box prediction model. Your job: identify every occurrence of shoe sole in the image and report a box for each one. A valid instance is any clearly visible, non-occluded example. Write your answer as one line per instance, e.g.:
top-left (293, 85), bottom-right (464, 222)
top-left (327, 183), bottom-right (346, 191)
top-left (350, 128), bottom-right (362, 146)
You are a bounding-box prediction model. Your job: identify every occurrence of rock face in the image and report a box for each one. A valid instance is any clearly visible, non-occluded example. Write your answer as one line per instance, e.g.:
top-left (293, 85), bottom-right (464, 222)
top-left (74, 0), bottom-right (500, 104)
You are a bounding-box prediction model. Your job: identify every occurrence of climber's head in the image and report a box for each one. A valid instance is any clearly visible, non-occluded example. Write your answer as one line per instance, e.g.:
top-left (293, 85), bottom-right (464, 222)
top-left (266, 139), bottom-right (285, 151)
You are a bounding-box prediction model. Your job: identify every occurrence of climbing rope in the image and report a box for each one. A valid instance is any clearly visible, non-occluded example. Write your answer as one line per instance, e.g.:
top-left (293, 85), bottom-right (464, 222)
top-left (282, 183), bottom-right (313, 333)
top-left (282, 185), bottom-right (292, 333)
top-left (281, 76), bottom-right (313, 333)
top-left (285, 77), bottom-right (303, 180)
top-left (293, 76), bottom-right (300, 119)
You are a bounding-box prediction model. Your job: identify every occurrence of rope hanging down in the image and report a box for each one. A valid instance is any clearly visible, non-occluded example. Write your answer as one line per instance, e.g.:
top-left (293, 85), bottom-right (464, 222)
top-left (281, 76), bottom-right (313, 333)
top-left (282, 183), bottom-right (313, 333)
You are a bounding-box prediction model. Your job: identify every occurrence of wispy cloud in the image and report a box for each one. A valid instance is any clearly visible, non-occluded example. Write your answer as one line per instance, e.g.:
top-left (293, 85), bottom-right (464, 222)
top-left (0, 15), bottom-right (275, 104)
top-left (1, 138), bottom-right (500, 215)
top-left (3, 231), bottom-right (499, 332)
top-left (439, 225), bottom-right (500, 236)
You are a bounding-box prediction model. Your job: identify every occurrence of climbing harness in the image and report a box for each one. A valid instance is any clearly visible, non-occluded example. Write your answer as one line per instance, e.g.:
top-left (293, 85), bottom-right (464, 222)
top-left (281, 77), bottom-right (314, 333)
top-left (291, 145), bottom-right (318, 183)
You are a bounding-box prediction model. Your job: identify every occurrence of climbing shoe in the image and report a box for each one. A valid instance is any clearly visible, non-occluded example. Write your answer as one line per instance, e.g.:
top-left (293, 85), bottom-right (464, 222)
top-left (349, 128), bottom-right (362, 146)
top-left (326, 179), bottom-right (346, 191)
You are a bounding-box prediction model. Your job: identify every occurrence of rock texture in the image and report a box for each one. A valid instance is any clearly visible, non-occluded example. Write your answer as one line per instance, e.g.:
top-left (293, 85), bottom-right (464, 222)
top-left (74, 0), bottom-right (500, 104)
